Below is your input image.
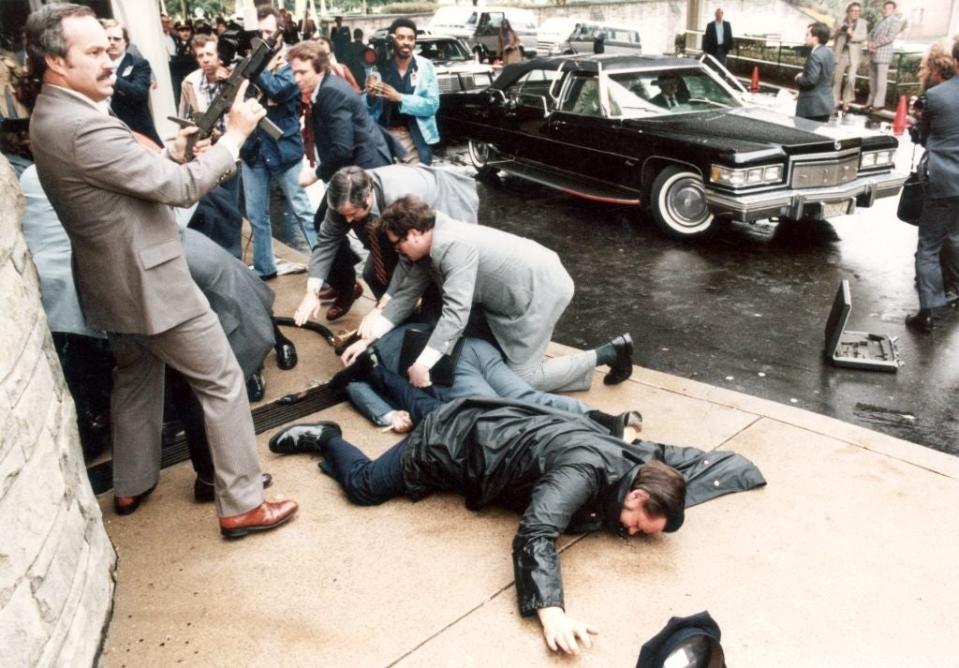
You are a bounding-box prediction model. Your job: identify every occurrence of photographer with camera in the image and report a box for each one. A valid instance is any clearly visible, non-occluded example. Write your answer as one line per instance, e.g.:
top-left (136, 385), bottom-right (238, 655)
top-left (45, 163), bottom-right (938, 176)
top-left (904, 40), bottom-right (959, 333)
top-left (831, 3), bottom-right (867, 114)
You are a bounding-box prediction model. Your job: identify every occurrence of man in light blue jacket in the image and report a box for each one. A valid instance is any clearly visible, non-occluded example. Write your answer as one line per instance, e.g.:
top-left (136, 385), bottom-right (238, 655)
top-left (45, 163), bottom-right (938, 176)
top-left (366, 17), bottom-right (440, 164)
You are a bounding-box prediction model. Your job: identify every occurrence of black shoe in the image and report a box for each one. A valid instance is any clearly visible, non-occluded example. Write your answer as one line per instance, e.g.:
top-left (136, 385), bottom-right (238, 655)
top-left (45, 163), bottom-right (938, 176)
top-left (603, 334), bottom-right (634, 385)
top-left (269, 422), bottom-right (342, 455)
top-left (586, 409), bottom-right (643, 438)
top-left (329, 348), bottom-right (378, 389)
top-left (275, 341), bottom-right (298, 370)
top-left (114, 485), bottom-right (156, 516)
top-left (246, 372), bottom-right (266, 402)
top-left (259, 272), bottom-right (278, 281)
top-left (905, 311), bottom-right (934, 333)
top-left (194, 473), bottom-right (274, 503)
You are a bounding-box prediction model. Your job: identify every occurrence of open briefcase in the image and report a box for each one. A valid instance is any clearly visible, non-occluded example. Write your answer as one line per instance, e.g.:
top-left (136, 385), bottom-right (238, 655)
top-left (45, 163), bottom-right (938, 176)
top-left (824, 280), bottom-right (901, 372)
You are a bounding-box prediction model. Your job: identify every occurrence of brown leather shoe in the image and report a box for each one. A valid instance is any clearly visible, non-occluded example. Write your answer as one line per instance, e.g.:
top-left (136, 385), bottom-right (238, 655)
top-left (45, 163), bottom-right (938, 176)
top-left (326, 282), bottom-right (363, 321)
top-left (318, 285), bottom-right (337, 301)
top-left (194, 473), bottom-right (273, 503)
top-left (219, 499), bottom-right (298, 539)
top-left (114, 485), bottom-right (156, 516)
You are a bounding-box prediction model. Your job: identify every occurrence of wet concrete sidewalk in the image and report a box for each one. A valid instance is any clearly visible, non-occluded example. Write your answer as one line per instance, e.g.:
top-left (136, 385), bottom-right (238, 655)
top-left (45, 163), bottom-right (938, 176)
top-left (96, 237), bottom-right (959, 667)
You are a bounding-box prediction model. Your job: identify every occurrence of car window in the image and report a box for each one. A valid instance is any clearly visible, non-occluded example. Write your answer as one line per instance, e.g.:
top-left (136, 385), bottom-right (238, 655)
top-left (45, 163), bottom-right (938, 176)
top-left (560, 75), bottom-right (604, 117)
top-left (507, 69), bottom-right (561, 108)
top-left (605, 69), bottom-right (742, 118)
top-left (416, 39), bottom-right (470, 61)
top-left (482, 12), bottom-right (504, 29)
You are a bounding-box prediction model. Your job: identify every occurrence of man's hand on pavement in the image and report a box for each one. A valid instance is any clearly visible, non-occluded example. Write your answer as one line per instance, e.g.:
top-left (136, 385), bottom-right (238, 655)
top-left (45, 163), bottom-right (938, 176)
top-left (537, 607), bottom-right (599, 656)
top-left (390, 410), bottom-right (413, 433)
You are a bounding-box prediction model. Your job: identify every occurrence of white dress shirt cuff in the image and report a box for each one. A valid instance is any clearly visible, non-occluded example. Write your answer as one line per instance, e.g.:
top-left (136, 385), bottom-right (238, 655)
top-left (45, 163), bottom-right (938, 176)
top-left (307, 277), bottom-right (324, 295)
top-left (372, 313), bottom-right (396, 339)
top-left (415, 346), bottom-right (443, 369)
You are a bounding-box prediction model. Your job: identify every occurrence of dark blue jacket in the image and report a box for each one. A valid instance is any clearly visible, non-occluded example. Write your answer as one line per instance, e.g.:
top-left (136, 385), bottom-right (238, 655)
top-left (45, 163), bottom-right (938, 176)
top-left (240, 63), bottom-right (305, 173)
top-left (311, 73), bottom-right (391, 181)
top-left (111, 52), bottom-right (162, 146)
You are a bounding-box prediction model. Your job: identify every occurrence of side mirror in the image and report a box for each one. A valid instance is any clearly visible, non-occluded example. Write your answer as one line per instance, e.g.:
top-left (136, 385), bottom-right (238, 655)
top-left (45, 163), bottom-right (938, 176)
top-left (487, 88), bottom-right (508, 105)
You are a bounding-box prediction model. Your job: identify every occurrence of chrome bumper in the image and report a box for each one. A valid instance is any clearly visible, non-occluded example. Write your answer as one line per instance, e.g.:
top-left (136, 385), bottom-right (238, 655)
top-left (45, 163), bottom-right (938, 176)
top-left (706, 170), bottom-right (907, 222)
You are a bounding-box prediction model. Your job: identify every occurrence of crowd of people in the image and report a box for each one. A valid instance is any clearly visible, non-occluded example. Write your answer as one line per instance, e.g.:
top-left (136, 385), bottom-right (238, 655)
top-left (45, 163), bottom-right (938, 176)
top-left (5, 3), bottom-right (721, 656)
top-left (703, 3), bottom-right (909, 119)
top-left (15, 1), bottom-right (958, 654)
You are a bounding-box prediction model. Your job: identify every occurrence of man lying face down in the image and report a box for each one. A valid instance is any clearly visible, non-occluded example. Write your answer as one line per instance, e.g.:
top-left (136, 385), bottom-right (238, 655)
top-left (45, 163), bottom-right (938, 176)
top-left (269, 393), bottom-right (686, 655)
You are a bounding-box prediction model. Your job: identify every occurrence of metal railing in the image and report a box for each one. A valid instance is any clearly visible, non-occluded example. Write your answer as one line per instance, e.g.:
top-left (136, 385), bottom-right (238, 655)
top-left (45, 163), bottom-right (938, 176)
top-left (680, 30), bottom-right (924, 107)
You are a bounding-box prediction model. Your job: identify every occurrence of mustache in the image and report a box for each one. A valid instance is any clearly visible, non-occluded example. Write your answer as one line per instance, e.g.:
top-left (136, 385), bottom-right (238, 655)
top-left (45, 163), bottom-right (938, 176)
top-left (98, 72), bottom-right (113, 81)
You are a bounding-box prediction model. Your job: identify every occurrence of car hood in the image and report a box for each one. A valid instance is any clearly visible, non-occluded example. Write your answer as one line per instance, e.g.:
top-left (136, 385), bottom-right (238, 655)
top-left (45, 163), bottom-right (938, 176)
top-left (620, 106), bottom-right (880, 162)
top-left (432, 60), bottom-right (493, 74)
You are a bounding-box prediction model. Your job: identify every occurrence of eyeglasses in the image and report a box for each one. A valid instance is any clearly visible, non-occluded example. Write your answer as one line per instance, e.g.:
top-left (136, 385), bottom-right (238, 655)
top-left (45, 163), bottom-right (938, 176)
top-left (390, 234), bottom-right (408, 250)
top-left (107, 36), bottom-right (125, 42)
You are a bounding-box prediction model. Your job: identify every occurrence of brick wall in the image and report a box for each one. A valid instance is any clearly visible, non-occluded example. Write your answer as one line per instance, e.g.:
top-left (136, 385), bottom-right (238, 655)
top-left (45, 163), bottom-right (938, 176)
top-left (0, 155), bottom-right (116, 666)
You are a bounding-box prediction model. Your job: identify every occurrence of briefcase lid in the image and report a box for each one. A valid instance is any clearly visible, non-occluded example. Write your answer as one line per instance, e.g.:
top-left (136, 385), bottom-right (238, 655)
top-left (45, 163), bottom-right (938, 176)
top-left (824, 279), bottom-right (852, 356)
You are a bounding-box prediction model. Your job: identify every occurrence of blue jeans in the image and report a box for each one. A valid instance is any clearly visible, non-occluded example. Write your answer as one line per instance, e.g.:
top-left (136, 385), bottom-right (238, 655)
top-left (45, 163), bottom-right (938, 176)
top-left (242, 160), bottom-right (316, 277)
top-left (915, 198), bottom-right (959, 309)
top-left (321, 436), bottom-right (408, 506)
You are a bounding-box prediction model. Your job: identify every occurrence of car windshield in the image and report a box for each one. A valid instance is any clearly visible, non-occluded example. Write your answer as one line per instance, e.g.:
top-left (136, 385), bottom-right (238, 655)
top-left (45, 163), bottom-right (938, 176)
top-left (606, 68), bottom-right (742, 118)
top-left (416, 39), bottom-right (471, 61)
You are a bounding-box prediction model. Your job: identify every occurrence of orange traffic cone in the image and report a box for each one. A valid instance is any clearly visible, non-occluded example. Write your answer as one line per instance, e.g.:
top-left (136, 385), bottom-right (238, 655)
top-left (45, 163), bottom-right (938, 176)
top-left (749, 66), bottom-right (760, 93)
top-left (891, 94), bottom-right (908, 135)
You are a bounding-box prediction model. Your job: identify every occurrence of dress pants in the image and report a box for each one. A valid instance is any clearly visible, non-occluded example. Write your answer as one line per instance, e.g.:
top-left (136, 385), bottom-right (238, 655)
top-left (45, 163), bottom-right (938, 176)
top-left (440, 339), bottom-right (591, 415)
top-left (832, 47), bottom-right (860, 105)
top-left (867, 60), bottom-right (890, 108)
top-left (504, 272), bottom-right (595, 393)
top-left (322, 436), bottom-right (408, 506)
top-left (109, 308), bottom-right (263, 517)
top-left (915, 198), bottom-right (959, 309)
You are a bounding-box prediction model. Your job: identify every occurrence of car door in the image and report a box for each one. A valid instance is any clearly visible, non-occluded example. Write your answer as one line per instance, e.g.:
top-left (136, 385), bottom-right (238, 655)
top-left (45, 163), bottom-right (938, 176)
top-left (545, 72), bottom-right (624, 185)
top-left (475, 12), bottom-right (504, 56)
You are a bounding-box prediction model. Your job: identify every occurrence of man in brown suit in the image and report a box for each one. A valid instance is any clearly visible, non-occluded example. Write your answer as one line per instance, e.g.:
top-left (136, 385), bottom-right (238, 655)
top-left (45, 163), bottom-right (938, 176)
top-left (26, 3), bottom-right (297, 538)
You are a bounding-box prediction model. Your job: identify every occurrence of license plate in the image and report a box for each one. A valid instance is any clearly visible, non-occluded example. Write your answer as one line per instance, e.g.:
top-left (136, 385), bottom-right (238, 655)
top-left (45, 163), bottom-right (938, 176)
top-left (822, 200), bottom-right (851, 219)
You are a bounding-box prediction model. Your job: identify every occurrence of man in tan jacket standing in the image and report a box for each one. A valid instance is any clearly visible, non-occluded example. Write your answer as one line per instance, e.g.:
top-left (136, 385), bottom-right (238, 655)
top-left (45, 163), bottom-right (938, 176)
top-left (26, 3), bottom-right (297, 538)
top-left (831, 2), bottom-right (868, 113)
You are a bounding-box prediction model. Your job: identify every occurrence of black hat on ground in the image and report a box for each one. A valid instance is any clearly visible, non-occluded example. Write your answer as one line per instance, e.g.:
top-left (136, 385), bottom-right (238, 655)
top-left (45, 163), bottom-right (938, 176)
top-left (637, 611), bottom-right (725, 668)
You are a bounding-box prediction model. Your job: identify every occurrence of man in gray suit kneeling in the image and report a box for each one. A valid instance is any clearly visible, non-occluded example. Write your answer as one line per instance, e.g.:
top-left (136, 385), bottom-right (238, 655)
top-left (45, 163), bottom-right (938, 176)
top-left (27, 4), bottom-right (297, 537)
top-left (350, 197), bottom-right (634, 393)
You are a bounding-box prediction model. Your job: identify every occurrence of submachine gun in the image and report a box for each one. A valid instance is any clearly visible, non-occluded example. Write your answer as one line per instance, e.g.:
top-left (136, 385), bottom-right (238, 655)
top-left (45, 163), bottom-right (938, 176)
top-left (169, 29), bottom-right (284, 159)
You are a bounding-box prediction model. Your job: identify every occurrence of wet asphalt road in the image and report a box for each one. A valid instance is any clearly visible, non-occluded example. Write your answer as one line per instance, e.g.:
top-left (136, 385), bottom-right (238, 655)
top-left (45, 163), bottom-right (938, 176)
top-left (432, 141), bottom-right (959, 456)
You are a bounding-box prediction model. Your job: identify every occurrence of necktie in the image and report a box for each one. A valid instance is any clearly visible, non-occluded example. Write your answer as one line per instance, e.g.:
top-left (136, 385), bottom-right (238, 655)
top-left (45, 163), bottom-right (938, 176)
top-left (364, 219), bottom-right (391, 289)
top-left (301, 93), bottom-right (315, 167)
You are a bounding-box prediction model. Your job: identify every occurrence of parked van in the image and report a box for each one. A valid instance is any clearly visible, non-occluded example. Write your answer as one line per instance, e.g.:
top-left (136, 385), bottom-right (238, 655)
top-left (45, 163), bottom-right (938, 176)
top-left (538, 19), bottom-right (642, 56)
top-left (427, 6), bottom-right (538, 61)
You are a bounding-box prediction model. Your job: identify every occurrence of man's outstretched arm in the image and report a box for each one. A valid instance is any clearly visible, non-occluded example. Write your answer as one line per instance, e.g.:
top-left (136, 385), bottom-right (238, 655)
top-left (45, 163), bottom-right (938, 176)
top-left (512, 465), bottom-right (601, 655)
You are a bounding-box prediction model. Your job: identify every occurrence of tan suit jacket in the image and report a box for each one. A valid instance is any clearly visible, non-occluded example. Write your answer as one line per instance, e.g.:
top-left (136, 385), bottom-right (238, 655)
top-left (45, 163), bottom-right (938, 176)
top-left (30, 84), bottom-right (236, 334)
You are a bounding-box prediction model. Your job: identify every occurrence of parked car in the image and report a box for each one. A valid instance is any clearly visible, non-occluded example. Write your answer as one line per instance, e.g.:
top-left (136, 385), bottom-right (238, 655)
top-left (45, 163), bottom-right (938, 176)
top-left (427, 6), bottom-right (538, 62)
top-left (369, 34), bottom-right (496, 93)
top-left (438, 54), bottom-right (905, 239)
top-left (537, 19), bottom-right (642, 56)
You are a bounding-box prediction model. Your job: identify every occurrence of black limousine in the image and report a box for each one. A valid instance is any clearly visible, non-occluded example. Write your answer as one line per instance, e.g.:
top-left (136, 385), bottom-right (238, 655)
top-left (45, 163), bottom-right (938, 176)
top-left (438, 54), bottom-right (906, 239)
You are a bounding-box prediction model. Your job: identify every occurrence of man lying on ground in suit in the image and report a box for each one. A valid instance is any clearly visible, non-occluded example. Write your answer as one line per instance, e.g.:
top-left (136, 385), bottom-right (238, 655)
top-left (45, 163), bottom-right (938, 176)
top-left (330, 322), bottom-right (643, 437)
top-left (27, 3), bottom-right (297, 538)
top-left (348, 196), bottom-right (635, 394)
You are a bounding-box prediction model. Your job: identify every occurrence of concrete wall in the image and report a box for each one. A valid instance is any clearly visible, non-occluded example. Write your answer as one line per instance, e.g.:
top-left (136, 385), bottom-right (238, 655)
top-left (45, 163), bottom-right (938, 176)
top-left (0, 156), bottom-right (116, 667)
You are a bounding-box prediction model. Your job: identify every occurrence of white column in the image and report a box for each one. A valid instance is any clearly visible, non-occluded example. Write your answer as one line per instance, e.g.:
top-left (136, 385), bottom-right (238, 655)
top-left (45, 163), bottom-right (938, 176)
top-left (111, 0), bottom-right (178, 141)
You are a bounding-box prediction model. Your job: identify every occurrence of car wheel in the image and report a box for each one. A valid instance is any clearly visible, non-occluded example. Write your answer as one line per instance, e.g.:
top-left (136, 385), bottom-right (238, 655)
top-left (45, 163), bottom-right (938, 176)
top-left (649, 166), bottom-right (715, 239)
top-left (468, 139), bottom-right (499, 178)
